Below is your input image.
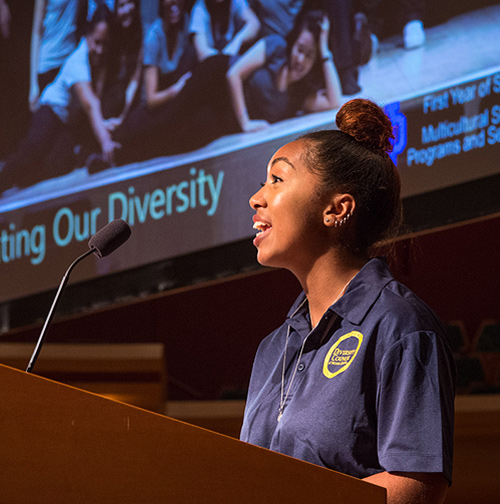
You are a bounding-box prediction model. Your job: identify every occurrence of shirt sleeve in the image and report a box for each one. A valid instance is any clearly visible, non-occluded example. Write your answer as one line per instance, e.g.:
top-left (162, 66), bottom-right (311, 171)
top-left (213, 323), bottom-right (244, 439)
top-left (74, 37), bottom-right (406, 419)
top-left (143, 22), bottom-right (161, 67)
top-left (232, 0), bottom-right (250, 20)
top-left (263, 34), bottom-right (286, 59)
top-left (63, 38), bottom-right (91, 88)
top-left (261, 34), bottom-right (287, 77)
top-left (376, 331), bottom-right (455, 483)
top-left (189, 0), bottom-right (209, 35)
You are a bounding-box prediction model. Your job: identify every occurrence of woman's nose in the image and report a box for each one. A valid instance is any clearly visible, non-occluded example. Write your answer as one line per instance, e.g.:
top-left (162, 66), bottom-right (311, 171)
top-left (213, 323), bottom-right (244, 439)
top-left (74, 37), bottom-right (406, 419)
top-left (249, 186), bottom-right (266, 210)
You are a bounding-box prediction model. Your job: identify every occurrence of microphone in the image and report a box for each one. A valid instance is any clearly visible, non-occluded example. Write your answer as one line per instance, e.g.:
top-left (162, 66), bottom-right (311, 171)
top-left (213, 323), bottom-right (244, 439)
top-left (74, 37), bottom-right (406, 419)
top-left (89, 218), bottom-right (131, 258)
top-left (25, 219), bottom-right (131, 373)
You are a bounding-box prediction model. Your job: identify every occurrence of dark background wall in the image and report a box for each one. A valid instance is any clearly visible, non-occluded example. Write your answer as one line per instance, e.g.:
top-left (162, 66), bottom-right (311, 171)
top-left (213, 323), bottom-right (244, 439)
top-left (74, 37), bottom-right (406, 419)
top-left (4, 214), bottom-right (499, 400)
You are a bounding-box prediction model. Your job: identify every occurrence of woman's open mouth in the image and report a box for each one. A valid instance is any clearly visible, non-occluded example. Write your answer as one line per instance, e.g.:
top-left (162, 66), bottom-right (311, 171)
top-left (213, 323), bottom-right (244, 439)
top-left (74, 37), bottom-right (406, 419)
top-left (253, 220), bottom-right (272, 246)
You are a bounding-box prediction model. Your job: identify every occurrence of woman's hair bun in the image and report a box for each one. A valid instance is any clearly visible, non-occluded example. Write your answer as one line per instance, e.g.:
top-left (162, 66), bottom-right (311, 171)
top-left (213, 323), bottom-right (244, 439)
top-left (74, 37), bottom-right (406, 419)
top-left (336, 99), bottom-right (394, 154)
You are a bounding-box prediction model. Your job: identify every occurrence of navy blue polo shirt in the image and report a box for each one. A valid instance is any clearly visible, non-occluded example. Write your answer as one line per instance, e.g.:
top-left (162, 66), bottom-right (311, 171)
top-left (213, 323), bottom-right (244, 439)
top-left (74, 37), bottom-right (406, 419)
top-left (240, 257), bottom-right (456, 483)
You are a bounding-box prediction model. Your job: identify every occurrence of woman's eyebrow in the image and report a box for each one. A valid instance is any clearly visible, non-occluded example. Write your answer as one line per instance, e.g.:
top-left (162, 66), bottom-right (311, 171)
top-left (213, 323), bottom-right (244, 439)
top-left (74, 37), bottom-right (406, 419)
top-left (271, 157), bottom-right (296, 170)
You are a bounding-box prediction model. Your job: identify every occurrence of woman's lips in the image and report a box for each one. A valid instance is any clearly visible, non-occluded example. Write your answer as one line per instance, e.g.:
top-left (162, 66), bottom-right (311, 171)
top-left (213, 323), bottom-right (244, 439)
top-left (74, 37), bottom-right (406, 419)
top-left (253, 220), bottom-right (272, 246)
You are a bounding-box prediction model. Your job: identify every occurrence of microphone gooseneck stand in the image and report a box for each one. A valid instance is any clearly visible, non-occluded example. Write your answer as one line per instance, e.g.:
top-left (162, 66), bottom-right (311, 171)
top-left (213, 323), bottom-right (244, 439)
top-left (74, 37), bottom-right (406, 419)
top-left (25, 247), bottom-right (96, 373)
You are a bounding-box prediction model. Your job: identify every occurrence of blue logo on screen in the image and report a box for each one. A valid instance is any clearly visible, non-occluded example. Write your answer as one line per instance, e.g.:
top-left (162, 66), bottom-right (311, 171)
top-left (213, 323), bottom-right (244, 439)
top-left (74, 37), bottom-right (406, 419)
top-left (384, 102), bottom-right (407, 166)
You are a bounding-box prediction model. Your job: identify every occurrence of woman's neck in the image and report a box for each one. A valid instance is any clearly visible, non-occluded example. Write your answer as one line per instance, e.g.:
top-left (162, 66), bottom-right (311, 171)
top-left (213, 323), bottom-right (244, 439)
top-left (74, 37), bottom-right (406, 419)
top-left (297, 251), bottom-right (367, 329)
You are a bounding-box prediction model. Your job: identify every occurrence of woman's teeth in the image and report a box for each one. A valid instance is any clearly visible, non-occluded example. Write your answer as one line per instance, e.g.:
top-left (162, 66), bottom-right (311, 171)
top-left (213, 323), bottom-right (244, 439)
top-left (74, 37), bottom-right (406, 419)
top-left (253, 221), bottom-right (271, 234)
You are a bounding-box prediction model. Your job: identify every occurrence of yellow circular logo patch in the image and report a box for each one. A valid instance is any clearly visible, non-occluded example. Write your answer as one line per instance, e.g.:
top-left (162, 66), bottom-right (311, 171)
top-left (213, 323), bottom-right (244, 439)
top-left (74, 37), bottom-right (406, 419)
top-left (323, 331), bottom-right (363, 379)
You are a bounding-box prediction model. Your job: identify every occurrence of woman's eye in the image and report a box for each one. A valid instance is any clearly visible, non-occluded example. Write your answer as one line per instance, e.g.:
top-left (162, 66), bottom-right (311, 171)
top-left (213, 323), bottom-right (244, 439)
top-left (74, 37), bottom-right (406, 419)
top-left (271, 174), bottom-right (283, 184)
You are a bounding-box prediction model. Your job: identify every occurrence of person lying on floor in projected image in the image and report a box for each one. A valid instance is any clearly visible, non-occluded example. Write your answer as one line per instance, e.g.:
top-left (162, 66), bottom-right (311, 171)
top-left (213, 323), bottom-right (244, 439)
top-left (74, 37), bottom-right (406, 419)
top-left (226, 9), bottom-right (342, 133)
top-left (240, 98), bottom-right (456, 504)
top-left (0, 4), bottom-right (120, 193)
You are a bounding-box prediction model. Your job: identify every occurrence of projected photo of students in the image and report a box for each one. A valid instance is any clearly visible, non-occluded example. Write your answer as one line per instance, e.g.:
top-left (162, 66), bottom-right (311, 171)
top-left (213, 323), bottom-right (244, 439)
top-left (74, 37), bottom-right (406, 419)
top-left (1, 0), bottom-right (500, 199)
top-left (113, 0), bottom-right (263, 162)
top-left (114, 6), bottom-right (341, 163)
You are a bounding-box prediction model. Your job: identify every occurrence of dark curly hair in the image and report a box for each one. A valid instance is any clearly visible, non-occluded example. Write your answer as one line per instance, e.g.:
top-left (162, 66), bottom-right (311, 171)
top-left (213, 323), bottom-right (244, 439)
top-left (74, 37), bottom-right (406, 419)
top-left (299, 99), bottom-right (402, 256)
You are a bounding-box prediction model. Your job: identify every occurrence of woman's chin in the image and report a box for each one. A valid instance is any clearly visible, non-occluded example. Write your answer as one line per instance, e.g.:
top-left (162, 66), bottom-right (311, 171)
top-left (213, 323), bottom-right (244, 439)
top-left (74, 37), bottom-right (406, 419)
top-left (255, 249), bottom-right (284, 269)
top-left (255, 248), bottom-right (271, 267)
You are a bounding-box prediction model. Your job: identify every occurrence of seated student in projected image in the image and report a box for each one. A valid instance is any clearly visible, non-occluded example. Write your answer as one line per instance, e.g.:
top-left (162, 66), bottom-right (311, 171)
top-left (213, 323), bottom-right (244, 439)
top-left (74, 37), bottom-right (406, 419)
top-left (85, 0), bottom-right (144, 170)
top-left (112, 0), bottom-right (197, 163)
top-left (141, 0), bottom-right (195, 109)
top-left (101, 0), bottom-right (143, 130)
top-left (189, 0), bottom-right (260, 62)
top-left (0, 5), bottom-right (119, 193)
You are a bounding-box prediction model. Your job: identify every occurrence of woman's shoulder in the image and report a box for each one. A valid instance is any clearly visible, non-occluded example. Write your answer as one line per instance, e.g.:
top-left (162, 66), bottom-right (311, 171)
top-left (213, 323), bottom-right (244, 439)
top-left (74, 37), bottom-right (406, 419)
top-left (145, 18), bottom-right (164, 42)
top-left (262, 33), bottom-right (286, 49)
top-left (233, 0), bottom-right (251, 15)
top-left (259, 33), bottom-right (287, 65)
top-left (349, 257), bottom-right (447, 339)
top-left (373, 280), bottom-right (449, 349)
top-left (190, 0), bottom-right (207, 17)
top-left (384, 280), bottom-right (440, 319)
top-left (55, 38), bottom-right (89, 78)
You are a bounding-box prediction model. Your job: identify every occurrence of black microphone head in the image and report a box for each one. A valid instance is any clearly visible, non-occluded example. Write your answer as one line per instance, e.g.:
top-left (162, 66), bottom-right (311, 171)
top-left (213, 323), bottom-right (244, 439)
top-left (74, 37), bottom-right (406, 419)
top-left (88, 219), bottom-right (131, 258)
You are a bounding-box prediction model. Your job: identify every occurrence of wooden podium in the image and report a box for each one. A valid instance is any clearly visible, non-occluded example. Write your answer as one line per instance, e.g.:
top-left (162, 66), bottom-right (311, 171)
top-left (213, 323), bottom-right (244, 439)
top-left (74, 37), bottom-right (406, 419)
top-left (0, 364), bottom-right (386, 504)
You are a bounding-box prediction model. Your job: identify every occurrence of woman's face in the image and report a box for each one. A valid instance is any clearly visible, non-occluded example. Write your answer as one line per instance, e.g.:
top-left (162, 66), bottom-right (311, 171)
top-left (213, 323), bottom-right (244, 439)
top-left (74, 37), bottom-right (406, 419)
top-left (116, 0), bottom-right (136, 28)
top-left (162, 0), bottom-right (184, 26)
top-left (249, 140), bottom-right (328, 272)
top-left (289, 28), bottom-right (317, 83)
top-left (87, 21), bottom-right (109, 68)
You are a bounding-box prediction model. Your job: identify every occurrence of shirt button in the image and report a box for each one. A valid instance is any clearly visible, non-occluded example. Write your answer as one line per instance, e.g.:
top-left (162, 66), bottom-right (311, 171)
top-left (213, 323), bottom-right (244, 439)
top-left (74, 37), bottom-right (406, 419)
top-left (297, 363), bottom-right (306, 372)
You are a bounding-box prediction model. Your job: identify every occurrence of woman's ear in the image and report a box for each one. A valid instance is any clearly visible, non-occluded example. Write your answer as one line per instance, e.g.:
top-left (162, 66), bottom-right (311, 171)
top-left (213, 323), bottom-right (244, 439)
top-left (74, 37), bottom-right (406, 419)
top-left (323, 193), bottom-right (355, 227)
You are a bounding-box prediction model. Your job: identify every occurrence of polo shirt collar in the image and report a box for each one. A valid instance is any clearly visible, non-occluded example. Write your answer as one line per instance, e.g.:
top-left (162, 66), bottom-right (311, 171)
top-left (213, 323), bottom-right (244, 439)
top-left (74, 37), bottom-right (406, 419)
top-left (333, 257), bottom-right (394, 325)
top-left (285, 257), bottom-right (395, 328)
